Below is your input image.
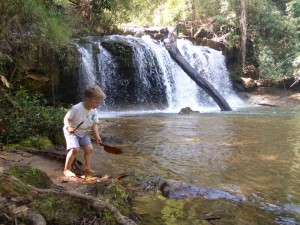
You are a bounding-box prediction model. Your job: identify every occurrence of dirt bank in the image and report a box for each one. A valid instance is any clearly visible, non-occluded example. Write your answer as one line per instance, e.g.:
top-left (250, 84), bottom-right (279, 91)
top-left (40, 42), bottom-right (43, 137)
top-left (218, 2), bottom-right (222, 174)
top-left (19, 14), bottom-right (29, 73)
top-left (0, 150), bottom-right (83, 192)
top-left (237, 87), bottom-right (300, 107)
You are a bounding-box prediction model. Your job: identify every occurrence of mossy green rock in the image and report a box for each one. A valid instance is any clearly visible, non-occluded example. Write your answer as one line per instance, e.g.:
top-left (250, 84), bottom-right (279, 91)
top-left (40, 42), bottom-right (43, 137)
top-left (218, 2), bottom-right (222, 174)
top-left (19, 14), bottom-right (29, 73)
top-left (8, 165), bottom-right (54, 189)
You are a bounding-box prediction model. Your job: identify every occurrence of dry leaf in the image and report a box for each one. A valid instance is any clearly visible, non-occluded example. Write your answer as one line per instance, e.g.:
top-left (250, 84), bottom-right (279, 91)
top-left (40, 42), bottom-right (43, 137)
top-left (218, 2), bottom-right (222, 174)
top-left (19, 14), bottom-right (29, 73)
top-left (0, 75), bottom-right (10, 88)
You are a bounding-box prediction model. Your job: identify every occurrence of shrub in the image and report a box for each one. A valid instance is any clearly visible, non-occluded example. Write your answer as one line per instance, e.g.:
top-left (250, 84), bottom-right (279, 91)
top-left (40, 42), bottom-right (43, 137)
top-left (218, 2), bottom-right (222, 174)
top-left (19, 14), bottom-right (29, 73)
top-left (0, 87), bottom-right (67, 146)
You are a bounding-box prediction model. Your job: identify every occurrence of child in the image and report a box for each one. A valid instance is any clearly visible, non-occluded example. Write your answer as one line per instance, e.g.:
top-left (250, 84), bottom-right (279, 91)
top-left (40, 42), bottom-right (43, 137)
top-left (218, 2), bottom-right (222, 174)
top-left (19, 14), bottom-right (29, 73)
top-left (63, 84), bottom-right (106, 177)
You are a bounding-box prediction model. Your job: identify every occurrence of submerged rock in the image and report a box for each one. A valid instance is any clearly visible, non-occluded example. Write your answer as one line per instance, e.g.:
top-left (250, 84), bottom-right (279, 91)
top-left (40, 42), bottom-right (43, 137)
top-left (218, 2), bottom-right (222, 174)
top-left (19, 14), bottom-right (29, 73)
top-left (160, 179), bottom-right (243, 203)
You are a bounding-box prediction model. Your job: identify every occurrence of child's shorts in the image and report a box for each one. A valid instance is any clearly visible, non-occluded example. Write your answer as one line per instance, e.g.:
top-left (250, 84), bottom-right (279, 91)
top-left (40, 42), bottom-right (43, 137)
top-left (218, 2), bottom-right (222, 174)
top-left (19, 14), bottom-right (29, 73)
top-left (64, 132), bottom-right (92, 150)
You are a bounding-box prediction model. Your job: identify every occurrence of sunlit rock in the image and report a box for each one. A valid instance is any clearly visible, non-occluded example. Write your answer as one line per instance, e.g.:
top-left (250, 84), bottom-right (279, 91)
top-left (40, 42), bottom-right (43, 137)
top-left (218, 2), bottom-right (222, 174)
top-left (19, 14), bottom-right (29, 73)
top-left (241, 77), bottom-right (257, 90)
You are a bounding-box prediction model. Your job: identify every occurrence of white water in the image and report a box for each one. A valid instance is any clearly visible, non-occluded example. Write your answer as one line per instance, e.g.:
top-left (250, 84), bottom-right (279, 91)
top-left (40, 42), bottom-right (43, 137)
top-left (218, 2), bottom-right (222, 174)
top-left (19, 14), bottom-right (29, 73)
top-left (77, 35), bottom-right (244, 113)
top-left (77, 44), bottom-right (96, 89)
top-left (141, 36), bottom-right (202, 112)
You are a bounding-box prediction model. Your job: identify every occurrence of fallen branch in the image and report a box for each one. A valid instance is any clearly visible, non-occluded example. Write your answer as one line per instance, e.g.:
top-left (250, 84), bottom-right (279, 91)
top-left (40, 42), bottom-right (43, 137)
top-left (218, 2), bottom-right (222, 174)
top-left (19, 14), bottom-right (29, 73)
top-left (162, 26), bottom-right (232, 111)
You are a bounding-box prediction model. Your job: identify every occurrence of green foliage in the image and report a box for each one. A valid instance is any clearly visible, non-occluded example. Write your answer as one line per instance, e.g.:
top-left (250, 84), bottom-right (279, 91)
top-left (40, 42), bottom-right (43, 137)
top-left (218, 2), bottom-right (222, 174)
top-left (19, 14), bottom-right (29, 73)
top-left (0, 87), bottom-right (67, 145)
top-left (2, 0), bottom-right (75, 49)
top-left (256, 45), bottom-right (284, 79)
top-left (245, 0), bottom-right (299, 79)
top-left (0, 0), bottom-right (76, 81)
top-left (89, 0), bottom-right (131, 34)
top-left (20, 136), bottom-right (53, 149)
top-left (159, 0), bottom-right (189, 25)
top-left (91, 0), bottom-right (116, 14)
top-left (0, 174), bottom-right (31, 197)
top-left (102, 209), bottom-right (118, 224)
top-left (213, 1), bottom-right (240, 44)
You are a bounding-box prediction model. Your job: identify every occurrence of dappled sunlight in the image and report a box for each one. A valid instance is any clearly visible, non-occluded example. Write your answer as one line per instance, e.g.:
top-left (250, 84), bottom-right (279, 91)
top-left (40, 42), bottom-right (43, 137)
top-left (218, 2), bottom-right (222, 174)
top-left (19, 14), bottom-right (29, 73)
top-left (220, 140), bottom-right (260, 147)
top-left (260, 154), bottom-right (279, 161)
top-left (184, 137), bottom-right (203, 142)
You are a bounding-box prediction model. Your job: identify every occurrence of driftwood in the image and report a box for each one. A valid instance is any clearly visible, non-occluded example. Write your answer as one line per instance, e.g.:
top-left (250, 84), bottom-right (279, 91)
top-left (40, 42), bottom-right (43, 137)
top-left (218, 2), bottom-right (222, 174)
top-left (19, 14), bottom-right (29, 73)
top-left (162, 26), bottom-right (232, 111)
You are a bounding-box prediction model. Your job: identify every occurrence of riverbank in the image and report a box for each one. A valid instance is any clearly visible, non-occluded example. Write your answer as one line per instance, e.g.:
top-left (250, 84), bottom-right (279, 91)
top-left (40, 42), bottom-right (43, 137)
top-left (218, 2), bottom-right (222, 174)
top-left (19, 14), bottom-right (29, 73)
top-left (238, 86), bottom-right (300, 107)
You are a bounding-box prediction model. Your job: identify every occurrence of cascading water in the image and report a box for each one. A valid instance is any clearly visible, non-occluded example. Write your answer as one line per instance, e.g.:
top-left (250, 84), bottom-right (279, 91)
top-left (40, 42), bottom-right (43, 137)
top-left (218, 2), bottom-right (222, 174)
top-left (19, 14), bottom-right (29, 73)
top-left (77, 44), bottom-right (97, 88)
top-left (77, 35), bottom-right (242, 112)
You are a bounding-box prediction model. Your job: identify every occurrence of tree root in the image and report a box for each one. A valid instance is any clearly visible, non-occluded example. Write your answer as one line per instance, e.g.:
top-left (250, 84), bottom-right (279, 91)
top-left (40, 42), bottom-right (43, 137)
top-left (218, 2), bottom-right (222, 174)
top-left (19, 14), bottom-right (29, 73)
top-left (3, 174), bottom-right (137, 225)
top-left (32, 188), bottom-right (137, 225)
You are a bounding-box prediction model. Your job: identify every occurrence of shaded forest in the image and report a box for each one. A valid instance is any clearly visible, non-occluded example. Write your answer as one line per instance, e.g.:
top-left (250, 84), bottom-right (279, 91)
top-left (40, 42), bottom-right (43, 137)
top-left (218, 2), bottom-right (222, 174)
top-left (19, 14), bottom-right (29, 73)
top-left (0, 0), bottom-right (299, 146)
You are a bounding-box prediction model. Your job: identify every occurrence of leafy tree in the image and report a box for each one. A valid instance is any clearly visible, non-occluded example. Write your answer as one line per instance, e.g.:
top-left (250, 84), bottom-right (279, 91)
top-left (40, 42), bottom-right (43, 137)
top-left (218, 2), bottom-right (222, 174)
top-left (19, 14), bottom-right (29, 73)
top-left (207, 0), bottom-right (299, 79)
top-left (0, 0), bottom-right (75, 146)
top-left (245, 0), bottom-right (299, 79)
top-left (0, 0), bottom-right (76, 80)
top-left (0, 86), bottom-right (66, 145)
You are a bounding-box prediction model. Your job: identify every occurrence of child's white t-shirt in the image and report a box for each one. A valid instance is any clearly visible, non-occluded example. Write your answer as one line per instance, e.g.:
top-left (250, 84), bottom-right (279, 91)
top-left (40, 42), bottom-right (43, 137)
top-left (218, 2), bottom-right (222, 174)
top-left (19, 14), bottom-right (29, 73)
top-left (63, 102), bottom-right (99, 134)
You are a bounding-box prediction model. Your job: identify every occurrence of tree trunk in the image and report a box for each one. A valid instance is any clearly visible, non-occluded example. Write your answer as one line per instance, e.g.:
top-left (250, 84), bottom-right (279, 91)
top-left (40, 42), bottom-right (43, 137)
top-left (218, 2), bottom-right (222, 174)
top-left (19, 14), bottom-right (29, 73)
top-left (162, 26), bottom-right (232, 111)
top-left (240, 0), bottom-right (247, 67)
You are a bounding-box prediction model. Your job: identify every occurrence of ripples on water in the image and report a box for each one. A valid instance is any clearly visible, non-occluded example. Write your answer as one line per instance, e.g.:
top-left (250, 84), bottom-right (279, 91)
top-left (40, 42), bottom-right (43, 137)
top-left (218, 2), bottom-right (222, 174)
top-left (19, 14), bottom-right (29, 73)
top-left (81, 107), bottom-right (300, 224)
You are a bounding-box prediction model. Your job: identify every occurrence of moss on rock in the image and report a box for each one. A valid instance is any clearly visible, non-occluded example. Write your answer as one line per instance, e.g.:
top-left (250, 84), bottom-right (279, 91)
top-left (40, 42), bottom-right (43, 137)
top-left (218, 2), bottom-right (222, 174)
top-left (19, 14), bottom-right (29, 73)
top-left (8, 165), bottom-right (54, 189)
top-left (33, 193), bottom-right (99, 225)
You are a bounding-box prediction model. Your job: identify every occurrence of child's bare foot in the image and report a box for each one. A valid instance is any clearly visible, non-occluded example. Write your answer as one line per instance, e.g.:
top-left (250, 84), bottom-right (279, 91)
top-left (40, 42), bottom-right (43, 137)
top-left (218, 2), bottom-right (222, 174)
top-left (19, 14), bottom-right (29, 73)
top-left (64, 169), bottom-right (76, 177)
top-left (84, 169), bottom-right (96, 175)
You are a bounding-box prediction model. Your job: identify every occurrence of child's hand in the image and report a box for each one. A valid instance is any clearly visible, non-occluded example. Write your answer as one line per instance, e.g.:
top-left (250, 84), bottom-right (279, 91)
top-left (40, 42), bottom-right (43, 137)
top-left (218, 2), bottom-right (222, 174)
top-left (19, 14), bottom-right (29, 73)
top-left (95, 137), bottom-right (102, 144)
top-left (67, 126), bottom-right (75, 134)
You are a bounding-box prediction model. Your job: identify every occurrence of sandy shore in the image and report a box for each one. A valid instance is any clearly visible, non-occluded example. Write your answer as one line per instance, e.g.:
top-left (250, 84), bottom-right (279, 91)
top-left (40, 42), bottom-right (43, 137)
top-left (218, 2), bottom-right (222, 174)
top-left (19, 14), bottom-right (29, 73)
top-left (237, 87), bottom-right (300, 107)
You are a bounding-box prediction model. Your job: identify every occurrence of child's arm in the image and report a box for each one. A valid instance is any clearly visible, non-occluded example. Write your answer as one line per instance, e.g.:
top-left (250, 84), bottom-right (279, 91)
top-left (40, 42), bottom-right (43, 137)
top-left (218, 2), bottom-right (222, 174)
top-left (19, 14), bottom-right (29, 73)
top-left (92, 123), bottom-right (102, 144)
top-left (64, 116), bottom-right (76, 134)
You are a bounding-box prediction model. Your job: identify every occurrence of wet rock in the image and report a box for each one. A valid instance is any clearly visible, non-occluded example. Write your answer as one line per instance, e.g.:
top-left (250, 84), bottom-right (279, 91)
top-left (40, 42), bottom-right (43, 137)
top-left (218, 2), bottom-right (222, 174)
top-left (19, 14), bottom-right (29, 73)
top-left (179, 107), bottom-right (200, 115)
top-left (100, 38), bottom-right (168, 109)
top-left (160, 179), bottom-right (243, 202)
top-left (117, 173), bottom-right (163, 192)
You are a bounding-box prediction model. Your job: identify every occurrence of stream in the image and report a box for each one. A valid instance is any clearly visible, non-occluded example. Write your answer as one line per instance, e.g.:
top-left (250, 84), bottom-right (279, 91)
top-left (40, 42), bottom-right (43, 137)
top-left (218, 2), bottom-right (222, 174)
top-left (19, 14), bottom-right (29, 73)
top-left (77, 106), bottom-right (300, 224)
top-left (76, 35), bottom-right (300, 224)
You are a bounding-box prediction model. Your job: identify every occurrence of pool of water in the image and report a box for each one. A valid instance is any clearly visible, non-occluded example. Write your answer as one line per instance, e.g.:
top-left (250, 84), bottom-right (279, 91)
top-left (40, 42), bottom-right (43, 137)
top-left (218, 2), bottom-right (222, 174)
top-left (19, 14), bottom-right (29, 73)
top-left (81, 106), bottom-right (300, 224)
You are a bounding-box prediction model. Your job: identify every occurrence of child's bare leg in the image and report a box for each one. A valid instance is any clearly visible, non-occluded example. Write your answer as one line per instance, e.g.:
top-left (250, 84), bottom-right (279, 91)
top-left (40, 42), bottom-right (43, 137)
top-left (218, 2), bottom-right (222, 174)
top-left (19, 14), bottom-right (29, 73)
top-left (64, 148), bottom-right (79, 177)
top-left (83, 144), bottom-right (94, 174)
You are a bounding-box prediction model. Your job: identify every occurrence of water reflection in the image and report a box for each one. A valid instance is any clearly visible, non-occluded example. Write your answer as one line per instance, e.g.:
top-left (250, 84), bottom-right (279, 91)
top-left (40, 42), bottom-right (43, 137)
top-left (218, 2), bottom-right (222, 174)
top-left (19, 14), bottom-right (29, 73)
top-left (80, 107), bottom-right (300, 224)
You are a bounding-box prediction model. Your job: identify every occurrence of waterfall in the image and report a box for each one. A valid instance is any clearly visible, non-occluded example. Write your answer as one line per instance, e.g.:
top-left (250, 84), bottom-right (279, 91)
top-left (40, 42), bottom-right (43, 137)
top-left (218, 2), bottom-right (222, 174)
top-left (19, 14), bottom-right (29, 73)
top-left (77, 35), bottom-right (242, 112)
top-left (77, 44), bottom-right (96, 90)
